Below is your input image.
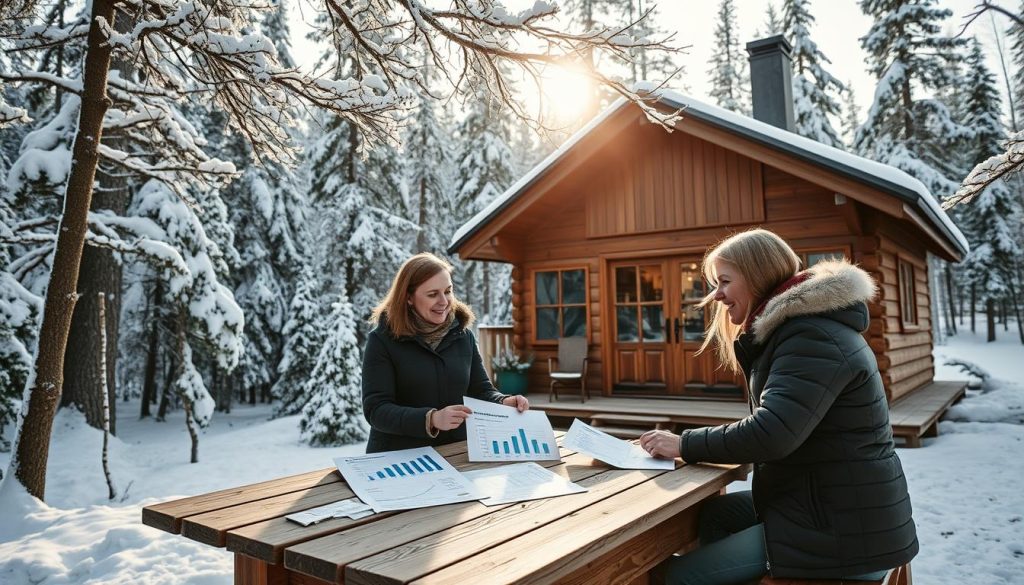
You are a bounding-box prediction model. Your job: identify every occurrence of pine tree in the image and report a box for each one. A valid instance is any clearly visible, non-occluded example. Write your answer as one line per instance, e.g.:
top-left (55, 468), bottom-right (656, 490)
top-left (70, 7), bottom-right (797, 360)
top-left (760, 2), bottom-right (784, 37)
top-left (1011, 1), bottom-right (1024, 126)
top-left (707, 0), bottom-right (750, 115)
top-left (273, 266), bottom-right (326, 417)
top-left (855, 0), bottom-right (969, 199)
top-left (299, 294), bottom-right (368, 446)
top-left (841, 80), bottom-right (861, 149)
top-left (405, 94), bottom-right (454, 255)
top-left (957, 39), bottom-right (1024, 343)
top-left (784, 0), bottom-right (845, 148)
top-left (453, 91), bottom-right (518, 321)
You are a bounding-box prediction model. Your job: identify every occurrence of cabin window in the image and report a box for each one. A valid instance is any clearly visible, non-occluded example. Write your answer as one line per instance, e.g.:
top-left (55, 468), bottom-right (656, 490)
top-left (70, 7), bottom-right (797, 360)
top-left (898, 259), bottom-right (918, 328)
top-left (798, 249), bottom-right (847, 268)
top-left (534, 268), bottom-right (587, 340)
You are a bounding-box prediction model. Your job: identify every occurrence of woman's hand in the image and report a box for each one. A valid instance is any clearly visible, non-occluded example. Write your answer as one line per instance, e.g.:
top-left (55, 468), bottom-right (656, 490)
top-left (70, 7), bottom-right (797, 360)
top-left (502, 395), bottom-right (530, 412)
top-left (431, 405), bottom-right (473, 431)
top-left (639, 429), bottom-right (682, 460)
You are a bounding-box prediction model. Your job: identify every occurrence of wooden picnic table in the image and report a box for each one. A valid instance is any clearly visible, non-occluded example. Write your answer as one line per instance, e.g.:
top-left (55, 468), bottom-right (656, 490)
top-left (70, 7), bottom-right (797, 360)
top-left (142, 434), bottom-right (749, 585)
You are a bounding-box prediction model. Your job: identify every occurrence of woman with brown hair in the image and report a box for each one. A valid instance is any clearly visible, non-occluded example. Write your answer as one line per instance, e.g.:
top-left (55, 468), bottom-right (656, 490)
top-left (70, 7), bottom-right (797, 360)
top-left (361, 252), bottom-right (529, 453)
top-left (640, 229), bottom-right (917, 584)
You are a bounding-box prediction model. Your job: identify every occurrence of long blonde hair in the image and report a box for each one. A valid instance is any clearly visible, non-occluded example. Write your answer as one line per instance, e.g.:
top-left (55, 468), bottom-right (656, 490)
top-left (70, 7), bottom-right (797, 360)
top-left (697, 229), bottom-right (801, 373)
top-left (371, 253), bottom-right (474, 337)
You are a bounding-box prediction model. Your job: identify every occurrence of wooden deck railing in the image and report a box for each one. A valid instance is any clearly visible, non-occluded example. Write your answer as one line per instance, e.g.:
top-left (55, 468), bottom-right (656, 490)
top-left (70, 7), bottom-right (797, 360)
top-left (477, 324), bottom-right (514, 381)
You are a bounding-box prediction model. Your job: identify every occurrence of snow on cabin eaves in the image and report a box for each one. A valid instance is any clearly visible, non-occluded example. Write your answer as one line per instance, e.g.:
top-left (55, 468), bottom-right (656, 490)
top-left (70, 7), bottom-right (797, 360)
top-left (448, 85), bottom-right (968, 258)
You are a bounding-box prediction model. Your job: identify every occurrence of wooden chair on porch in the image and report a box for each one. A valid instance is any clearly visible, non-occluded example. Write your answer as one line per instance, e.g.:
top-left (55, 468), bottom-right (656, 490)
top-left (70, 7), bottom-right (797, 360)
top-left (548, 337), bottom-right (589, 402)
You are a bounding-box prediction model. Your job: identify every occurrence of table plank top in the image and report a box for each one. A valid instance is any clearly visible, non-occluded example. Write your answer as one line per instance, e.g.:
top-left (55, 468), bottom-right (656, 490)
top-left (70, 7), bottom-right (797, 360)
top-left (142, 433), bottom-right (748, 585)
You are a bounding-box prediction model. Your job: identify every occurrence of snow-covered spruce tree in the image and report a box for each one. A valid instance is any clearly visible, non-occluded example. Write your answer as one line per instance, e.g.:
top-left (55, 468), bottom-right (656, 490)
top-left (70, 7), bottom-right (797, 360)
top-left (841, 80), bottom-right (860, 149)
top-left (272, 265), bottom-right (326, 417)
top-left (124, 179), bottom-right (245, 461)
top-left (855, 0), bottom-right (969, 199)
top-left (948, 4), bottom-right (1024, 207)
top-left (299, 293), bottom-right (367, 446)
top-left (0, 0), bottom-right (680, 502)
top-left (707, 0), bottom-right (750, 115)
top-left (783, 0), bottom-right (845, 148)
top-left (405, 92), bottom-right (454, 256)
top-left (950, 40), bottom-right (1024, 343)
top-left (452, 87), bottom-right (518, 322)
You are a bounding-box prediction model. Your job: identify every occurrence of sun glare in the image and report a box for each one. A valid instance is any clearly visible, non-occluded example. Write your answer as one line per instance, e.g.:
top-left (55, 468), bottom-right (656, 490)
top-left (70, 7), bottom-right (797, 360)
top-left (535, 65), bottom-right (595, 125)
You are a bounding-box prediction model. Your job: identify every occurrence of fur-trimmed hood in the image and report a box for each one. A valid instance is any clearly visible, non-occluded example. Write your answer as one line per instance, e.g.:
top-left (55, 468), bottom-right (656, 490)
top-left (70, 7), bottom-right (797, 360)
top-left (751, 260), bottom-right (878, 344)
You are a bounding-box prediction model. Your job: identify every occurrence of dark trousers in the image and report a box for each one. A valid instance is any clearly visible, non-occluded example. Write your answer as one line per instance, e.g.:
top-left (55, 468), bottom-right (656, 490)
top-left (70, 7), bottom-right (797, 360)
top-left (662, 491), bottom-right (888, 585)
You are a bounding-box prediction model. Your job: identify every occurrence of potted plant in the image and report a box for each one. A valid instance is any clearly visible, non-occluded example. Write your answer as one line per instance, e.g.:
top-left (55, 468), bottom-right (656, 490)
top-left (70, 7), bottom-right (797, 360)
top-left (491, 348), bottom-right (533, 395)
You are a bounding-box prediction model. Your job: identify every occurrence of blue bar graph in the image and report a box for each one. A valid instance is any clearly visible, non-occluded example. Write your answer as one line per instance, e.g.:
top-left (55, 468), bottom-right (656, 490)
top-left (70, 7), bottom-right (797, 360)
top-left (503, 441), bottom-right (510, 454)
top-left (492, 440), bottom-right (500, 454)
top-left (542, 443), bottom-right (550, 454)
top-left (519, 429), bottom-right (530, 453)
top-left (512, 436), bottom-right (520, 454)
top-left (532, 439), bottom-right (540, 453)
top-left (485, 428), bottom-right (554, 458)
top-left (367, 455), bottom-right (443, 481)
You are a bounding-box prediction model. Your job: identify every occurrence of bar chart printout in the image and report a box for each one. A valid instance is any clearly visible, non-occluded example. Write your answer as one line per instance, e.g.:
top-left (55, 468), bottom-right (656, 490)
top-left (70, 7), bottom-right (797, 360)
top-left (464, 396), bottom-right (559, 462)
top-left (333, 447), bottom-right (483, 512)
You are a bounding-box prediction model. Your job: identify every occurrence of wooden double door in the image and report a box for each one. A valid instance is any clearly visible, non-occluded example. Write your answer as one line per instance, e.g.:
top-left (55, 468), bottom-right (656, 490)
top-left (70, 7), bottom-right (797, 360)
top-left (609, 257), bottom-right (744, 399)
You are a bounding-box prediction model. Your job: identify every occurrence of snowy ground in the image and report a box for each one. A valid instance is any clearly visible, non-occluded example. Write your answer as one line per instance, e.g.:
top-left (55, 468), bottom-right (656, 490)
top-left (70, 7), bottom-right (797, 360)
top-left (1, 329), bottom-right (1022, 584)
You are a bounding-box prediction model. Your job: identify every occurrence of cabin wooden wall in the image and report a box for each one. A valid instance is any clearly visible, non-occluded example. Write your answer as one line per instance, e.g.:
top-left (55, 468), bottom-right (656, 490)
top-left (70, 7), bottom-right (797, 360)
top-left (491, 121), bottom-right (935, 401)
top-left (858, 222), bottom-right (934, 401)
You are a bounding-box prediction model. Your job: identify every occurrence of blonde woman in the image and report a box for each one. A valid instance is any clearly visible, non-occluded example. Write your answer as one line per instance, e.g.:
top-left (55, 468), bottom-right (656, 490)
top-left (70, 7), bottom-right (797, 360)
top-left (362, 253), bottom-right (528, 454)
top-left (640, 229), bottom-right (917, 584)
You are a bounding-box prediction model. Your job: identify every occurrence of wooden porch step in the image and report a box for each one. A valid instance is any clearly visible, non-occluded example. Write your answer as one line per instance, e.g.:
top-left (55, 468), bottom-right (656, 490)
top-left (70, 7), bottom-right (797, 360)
top-left (590, 413), bottom-right (672, 427)
top-left (587, 425), bottom-right (648, 440)
top-left (888, 380), bottom-right (967, 448)
top-left (589, 414), bottom-right (673, 440)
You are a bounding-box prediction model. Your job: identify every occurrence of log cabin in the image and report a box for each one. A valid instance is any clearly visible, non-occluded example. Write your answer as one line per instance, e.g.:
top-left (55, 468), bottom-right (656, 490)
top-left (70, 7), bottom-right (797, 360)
top-left (450, 37), bottom-right (968, 444)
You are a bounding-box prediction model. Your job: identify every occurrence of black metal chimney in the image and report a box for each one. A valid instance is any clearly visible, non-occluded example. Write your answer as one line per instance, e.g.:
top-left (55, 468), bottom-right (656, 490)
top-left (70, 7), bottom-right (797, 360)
top-left (745, 35), bottom-right (795, 132)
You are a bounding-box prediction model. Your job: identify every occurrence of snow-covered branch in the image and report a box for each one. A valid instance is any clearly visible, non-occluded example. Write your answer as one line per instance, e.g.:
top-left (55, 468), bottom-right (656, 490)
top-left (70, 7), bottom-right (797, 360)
top-left (945, 130), bottom-right (1024, 209)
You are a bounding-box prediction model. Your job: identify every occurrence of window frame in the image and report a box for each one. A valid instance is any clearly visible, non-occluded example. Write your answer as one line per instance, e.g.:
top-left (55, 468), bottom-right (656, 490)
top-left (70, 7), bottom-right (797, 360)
top-left (530, 266), bottom-right (590, 345)
top-left (897, 257), bottom-right (920, 331)
top-left (795, 246), bottom-right (850, 269)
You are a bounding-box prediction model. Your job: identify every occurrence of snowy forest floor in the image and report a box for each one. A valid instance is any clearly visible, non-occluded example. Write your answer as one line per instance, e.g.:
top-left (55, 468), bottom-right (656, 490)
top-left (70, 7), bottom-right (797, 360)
top-left (1, 328), bottom-right (1023, 584)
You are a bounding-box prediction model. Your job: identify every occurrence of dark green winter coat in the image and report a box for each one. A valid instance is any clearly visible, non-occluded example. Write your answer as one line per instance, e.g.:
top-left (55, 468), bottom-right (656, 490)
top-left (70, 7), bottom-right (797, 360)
top-left (679, 261), bottom-right (919, 579)
top-left (361, 316), bottom-right (506, 453)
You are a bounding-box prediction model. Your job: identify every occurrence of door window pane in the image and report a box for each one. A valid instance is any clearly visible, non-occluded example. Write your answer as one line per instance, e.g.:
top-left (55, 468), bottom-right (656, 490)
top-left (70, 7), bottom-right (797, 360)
top-left (562, 307), bottom-right (586, 337)
top-left (616, 267), bottom-right (637, 303)
top-left (616, 307), bottom-right (639, 342)
top-left (683, 305), bottom-right (705, 341)
top-left (537, 308), bottom-right (559, 340)
top-left (639, 265), bottom-right (663, 301)
top-left (642, 306), bottom-right (665, 341)
top-left (806, 251), bottom-right (845, 267)
top-left (561, 270), bottom-right (586, 304)
top-left (536, 271), bottom-right (558, 305)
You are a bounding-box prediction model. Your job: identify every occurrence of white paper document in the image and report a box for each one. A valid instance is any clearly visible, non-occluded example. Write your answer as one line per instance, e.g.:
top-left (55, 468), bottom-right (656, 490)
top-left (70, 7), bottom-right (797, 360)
top-left (463, 396), bottom-right (560, 462)
top-left (285, 498), bottom-right (375, 526)
top-left (562, 418), bottom-right (675, 470)
top-left (333, 447), bottom-right (483, 513)
top-left (462, 462), bottom-right (587, 506)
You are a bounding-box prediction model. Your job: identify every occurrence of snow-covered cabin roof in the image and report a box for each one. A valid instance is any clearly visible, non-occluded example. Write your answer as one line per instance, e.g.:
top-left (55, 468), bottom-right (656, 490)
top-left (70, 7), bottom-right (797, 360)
top-left (449, 85), bottom-right (968, 259)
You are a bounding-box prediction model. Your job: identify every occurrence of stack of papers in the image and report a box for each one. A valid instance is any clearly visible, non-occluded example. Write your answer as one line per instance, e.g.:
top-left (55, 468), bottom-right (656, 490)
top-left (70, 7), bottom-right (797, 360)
top-left (285, 498), bottom-right (374, 526)
top-left (562, 419), bottom-right (675, 470)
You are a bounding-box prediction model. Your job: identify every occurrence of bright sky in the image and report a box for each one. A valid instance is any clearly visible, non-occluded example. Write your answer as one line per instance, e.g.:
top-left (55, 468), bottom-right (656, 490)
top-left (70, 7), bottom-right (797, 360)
top-left (289, 1), bottom-right (1017, 124)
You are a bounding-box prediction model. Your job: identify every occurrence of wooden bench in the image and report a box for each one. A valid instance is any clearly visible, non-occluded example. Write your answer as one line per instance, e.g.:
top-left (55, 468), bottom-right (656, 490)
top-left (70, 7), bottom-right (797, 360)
top-left (590, 413), bottom-right (674, 439)
top-left (759, 563), bottom-right (911, 585)
top-left (888, 380), bottom-right (966, 447)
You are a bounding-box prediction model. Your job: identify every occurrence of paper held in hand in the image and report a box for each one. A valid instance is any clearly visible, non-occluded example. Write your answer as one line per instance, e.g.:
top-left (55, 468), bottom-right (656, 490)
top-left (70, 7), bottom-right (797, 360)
top-left (333, 446), bottom-right (483, 513)
top-left (463, 396), bottom-right (560, 462)
top-left (562, 418), bottom-right (675, 470)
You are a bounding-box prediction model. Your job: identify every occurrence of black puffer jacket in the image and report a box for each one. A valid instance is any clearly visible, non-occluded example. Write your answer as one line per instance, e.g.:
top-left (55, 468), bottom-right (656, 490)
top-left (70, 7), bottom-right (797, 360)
top-left (678, 261), bottom-right (918, 579)
top-left (361, 316), bottom-right (506, 453)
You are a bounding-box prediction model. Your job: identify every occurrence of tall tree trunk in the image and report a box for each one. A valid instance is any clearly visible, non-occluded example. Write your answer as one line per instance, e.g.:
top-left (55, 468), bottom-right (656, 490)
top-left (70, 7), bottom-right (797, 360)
top-left (98, 293), bottom-right (116, 500)
top-left (9, 0), bottom-right (117, 501)
top-left (971, 282), bottom-right (976, 334)
top-left (60, 3), bottom-right (131, 437)
top-left (175, 314), bottom-right (200, 463)
top-left (1002, 299), bottom-right (1008, 330)
top-left (416, 176), bottom-right (427, 252)
top-left (945, 264), bottom-right (957, 336)
top-left (986, 298), bottom-right (996, 342)
top-left (140, 284), bottom-right (160, 419)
